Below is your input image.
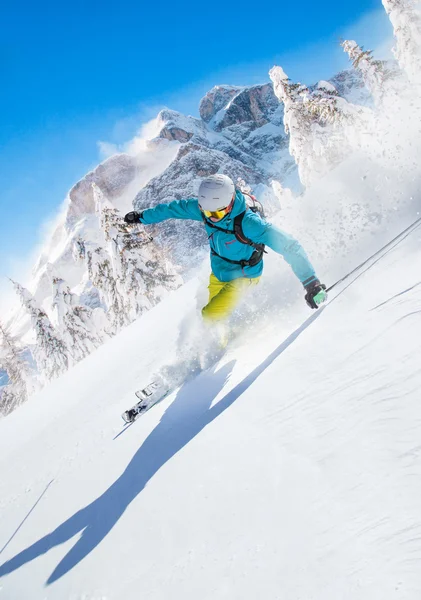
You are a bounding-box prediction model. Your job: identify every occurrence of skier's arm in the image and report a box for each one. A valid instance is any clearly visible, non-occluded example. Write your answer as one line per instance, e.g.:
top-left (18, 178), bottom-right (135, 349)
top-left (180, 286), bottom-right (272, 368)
top-left (243, 212), bottom-right (317, 286)
top-left (139, 199), bottom-right (203, 224)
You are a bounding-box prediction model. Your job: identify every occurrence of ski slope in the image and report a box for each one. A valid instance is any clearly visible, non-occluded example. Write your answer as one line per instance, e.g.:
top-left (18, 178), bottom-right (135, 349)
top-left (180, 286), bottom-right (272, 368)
top-left (1, 228), bottom-right (421, 599)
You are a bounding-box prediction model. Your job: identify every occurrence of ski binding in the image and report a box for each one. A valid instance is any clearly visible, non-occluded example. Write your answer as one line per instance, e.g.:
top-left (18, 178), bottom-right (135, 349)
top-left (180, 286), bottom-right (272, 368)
top-left (122, 377), bottom-right (171, 423)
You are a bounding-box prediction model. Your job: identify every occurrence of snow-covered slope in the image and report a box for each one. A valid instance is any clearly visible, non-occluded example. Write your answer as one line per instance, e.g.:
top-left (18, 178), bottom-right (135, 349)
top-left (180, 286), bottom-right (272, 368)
top-left (0, 212), bottom-right (420, 598)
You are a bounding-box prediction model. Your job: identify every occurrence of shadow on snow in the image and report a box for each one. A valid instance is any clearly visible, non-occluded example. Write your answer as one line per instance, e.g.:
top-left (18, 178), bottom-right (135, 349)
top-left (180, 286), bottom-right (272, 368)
top-left (0, 309), bottom-right (322, 585)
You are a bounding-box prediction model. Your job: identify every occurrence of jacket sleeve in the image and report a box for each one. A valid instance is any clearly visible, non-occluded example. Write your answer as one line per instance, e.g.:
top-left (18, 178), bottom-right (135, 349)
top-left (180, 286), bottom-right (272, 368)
top-left (242, 212), bottom-right (317, 286)
top-left (140, 199), bottom-right (203, 224)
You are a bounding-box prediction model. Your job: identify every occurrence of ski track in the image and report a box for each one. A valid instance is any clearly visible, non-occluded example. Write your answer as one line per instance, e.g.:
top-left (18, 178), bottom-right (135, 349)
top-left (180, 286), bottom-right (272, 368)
top-left (0, 237), bottom-right (420, 599)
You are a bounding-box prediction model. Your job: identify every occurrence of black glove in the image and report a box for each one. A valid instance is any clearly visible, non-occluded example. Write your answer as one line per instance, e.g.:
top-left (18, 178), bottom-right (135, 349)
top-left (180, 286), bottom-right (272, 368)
top-left (304, 279), bottom-right (327, 309)
top-left (124, 211), bottom-right (143, 224)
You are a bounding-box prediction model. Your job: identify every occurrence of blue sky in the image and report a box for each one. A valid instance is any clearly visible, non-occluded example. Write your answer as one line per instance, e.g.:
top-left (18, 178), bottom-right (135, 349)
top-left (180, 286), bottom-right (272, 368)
top-left (0, 0), bottom-right (392, 286)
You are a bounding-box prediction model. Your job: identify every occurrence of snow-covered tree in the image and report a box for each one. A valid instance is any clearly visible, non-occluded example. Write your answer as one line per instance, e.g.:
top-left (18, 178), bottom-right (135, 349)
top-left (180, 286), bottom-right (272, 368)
top-left (116, 229), bottom-right (181, 320)
top-left (12, 280), bottom-right (70, 380)
top-left (101, 206), bottom-right (127, 282)
top-left (72, 236), bottom-right (86, 263)
top-left (308, 81), bottom-right (375, 160)
top-left (269, 67), bottom-right (371, 187)
top-left (52, 277), bottom-right (103, 361)
top-left (0, 321), bottom-right (32, 415)
top-left (305, 81), bottom-right (353, 124)
top-left (269, 67), bottom-right (318, 186)
top-left (382, 0), bottom-right (421, 84)
top-left (92, 184), bottom-right (131, 328)
top-left (305, 83), bottom-right (353, 171)
top-left (92, 182), bottom-right (181, 322)
top-left (342, 40), bottom-right (396, 105)
top-left (87, 246), bottom-right (128, 334)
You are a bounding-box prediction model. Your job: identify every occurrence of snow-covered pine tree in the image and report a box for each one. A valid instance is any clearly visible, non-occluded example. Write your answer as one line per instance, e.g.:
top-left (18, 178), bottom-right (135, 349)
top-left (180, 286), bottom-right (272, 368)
top-left (304, 82), bottom-right (353, 170)
top-left (306, 80), bottom-right (375, 162)
top-left (270, 67), bottom-right (366, 186)
top-left (306, 80), bottom-right (340, 120)
top-left (269, 67), bottom-right (318, 186)
top-left (52, 277), bottom-right (103, 361)
top-left (92, 183), bottom-right (131, 329)
top-left (341, 40), bottom-right (396, 105)
top-left (382, 0), bottom-right (421, 84)
top-left (93, 182), bottom-right (181, 321)
top-left (12, 280), bottom-right (71, 381)
top-left (87, 246), bottom-right (128, 334)
top-left (0, 321), bottom-right (32, 415)
top-left (72, 236), bottom-right (86, 263)
top-left (116, 228), bottom-right (181, 320)
top-left (270, 65), bottom-right (377, 186)
top-left (101, 206), bottom-right (126, 282)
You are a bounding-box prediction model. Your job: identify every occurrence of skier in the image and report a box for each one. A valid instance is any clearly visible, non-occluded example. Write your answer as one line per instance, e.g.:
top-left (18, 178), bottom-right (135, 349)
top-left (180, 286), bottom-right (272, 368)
top-left (124, 174), bottom-right (326, 321)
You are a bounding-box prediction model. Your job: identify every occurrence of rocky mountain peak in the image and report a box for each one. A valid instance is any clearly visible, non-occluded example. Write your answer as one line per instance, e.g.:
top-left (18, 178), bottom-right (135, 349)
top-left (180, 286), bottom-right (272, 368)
top-left (67, 154), bottom-right (138, 221)
top-left (199, 85), bottom-right (244, 122)
top-left (208, 83), bottom-right (282, 132)
top-left (156, 109), bottom-right (207, 143)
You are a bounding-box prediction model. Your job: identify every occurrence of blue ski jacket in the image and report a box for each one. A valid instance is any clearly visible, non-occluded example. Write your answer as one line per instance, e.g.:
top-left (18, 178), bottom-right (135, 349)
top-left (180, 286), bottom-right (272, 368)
top-left (140, 190), bottom-right (317, 285)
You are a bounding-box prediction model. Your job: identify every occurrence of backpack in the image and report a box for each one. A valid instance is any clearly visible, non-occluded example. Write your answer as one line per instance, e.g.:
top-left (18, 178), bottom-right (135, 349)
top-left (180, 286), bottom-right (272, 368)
top-left (241, 190), bottom-right (265, 219)
top-left (202, 190), bottom-right (267, 269)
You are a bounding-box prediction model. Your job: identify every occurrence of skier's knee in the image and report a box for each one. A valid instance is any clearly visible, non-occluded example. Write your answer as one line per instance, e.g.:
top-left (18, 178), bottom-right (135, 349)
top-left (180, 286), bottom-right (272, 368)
top-left (201, 304), bottom-right (226, 322)
top-left (201, 304), bottom-right (216, 321)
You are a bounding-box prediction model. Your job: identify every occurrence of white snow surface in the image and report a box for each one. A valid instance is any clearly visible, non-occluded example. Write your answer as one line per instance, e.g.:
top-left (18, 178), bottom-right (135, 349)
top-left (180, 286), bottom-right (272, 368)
top-left (1, 216), bottom-right (421, 598)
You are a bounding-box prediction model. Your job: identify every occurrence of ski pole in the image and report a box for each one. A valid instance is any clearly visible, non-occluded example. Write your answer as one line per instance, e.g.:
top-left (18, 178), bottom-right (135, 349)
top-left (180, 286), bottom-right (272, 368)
top-left (326, 215), bottom-right (421, 293)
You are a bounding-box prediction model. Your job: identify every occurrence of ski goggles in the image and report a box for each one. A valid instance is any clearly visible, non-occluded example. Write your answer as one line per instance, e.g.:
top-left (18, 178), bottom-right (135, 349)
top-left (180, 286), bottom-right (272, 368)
top-left (200, 199), bottom-right (234, 221)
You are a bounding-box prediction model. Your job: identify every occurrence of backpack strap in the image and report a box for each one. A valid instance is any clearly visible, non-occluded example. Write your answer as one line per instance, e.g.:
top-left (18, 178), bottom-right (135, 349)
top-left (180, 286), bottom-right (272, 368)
top-left (209, 246), bottom-right (264, 268)
top-left (202, 210), bottom-right (266, 268)
top-left (233, 212), bottom-right (265, 253)
top-left (201, 216), bottom-right (235, 236)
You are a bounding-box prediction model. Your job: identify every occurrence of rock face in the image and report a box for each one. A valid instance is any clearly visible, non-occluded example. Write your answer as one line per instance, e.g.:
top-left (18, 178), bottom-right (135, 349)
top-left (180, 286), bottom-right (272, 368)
top-left (157, 109), bottom-right (205, 143)
top-left (209, 84), bottom-right (280, 130)
top-left (67, 154), bottom-right (139, 221)
top-left (206, 84), bottom-right (290, 176)
top-left (199, 85), bottom-right (243, 122)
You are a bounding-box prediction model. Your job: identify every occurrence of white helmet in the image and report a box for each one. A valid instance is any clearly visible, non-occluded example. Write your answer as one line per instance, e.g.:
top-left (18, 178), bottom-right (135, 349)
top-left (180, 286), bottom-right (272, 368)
top-left (198, 174), bottom-right (235, 212)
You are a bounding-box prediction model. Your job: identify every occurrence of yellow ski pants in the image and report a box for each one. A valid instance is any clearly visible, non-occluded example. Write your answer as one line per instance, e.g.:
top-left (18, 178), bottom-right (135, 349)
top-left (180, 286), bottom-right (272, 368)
top-left (201, 273), bottom-right (260, 322)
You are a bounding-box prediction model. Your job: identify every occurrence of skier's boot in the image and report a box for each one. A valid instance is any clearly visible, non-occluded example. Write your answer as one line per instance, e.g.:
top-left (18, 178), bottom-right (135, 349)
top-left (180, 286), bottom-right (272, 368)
top-left (122, 408), bottom-right (137, 423)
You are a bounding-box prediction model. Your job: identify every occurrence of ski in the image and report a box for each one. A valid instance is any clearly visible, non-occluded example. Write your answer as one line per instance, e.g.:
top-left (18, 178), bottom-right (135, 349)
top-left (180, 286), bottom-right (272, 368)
top-left (121, 376), bottom-right (172, 423)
